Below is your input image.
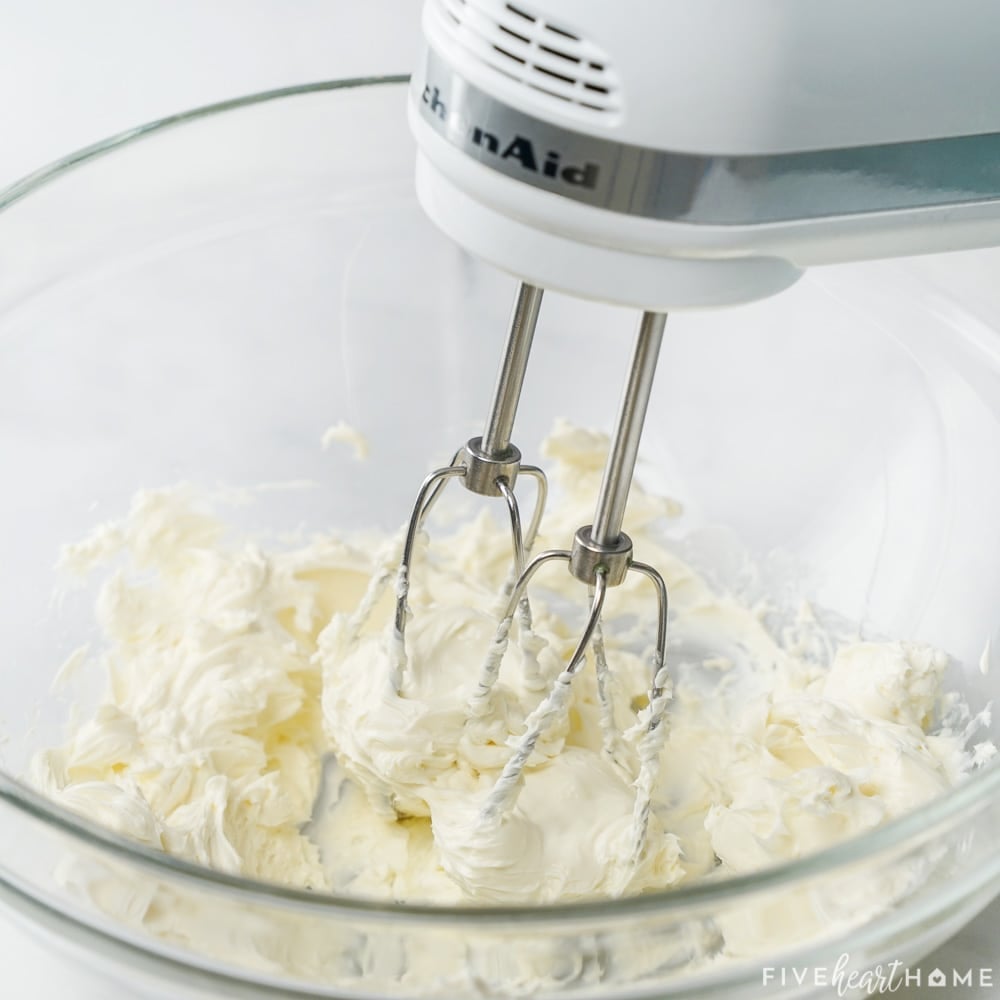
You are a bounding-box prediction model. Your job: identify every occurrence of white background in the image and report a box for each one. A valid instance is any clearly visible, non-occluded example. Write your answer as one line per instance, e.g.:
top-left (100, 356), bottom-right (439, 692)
top-left (0, 2), bottom-right (997, 996)
top-left (1, 2), bottom-right (421, 189)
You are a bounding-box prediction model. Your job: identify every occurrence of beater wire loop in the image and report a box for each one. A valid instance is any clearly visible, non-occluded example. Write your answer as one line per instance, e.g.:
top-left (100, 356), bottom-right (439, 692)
top-left (481, 569), bottom-right (608, 825)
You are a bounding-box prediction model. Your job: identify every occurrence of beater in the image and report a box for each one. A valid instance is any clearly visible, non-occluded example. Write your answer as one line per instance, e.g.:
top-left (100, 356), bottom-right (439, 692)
top-left (393, 280), bottom-right (548, 677)
top-left (398, 0), bottom-right (1000, 857)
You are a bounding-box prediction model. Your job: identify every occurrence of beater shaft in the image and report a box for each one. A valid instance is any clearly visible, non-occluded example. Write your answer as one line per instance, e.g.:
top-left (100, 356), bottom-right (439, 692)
top-left (592, 312), bottom-right (666, 548)
top-left (482, 283), bottom-right (543, 457)
top-left (567, 312), bottom-right (665, 587)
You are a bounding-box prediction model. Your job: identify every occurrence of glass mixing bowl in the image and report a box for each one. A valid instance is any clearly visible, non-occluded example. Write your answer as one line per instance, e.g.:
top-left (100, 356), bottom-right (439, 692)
top-left (1, 78), bottom-right (999, 999)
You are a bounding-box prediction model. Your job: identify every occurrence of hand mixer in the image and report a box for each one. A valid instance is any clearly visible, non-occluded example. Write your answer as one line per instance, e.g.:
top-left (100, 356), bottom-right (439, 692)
top-left (397, 0), bottom-right (1000, 863)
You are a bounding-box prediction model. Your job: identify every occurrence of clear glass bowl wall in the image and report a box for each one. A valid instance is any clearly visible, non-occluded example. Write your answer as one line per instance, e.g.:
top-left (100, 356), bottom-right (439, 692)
top-left (0, 79), bottom-right (998, 999)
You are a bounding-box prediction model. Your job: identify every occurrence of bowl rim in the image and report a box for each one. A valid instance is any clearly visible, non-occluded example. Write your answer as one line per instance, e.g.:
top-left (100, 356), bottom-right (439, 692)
top-left (0, 75), bottom-right (997, 924)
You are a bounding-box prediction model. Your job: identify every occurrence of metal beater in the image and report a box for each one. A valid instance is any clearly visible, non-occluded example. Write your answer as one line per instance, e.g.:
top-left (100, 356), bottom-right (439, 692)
top-left (394, 285), bottom-right (671, 867)
top-left (392, 281), bottom-right (549, 685)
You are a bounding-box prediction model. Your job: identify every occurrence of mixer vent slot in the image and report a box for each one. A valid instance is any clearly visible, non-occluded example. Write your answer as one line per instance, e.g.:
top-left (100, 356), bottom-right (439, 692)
top-left (433, 0), bottom-right (621, 114)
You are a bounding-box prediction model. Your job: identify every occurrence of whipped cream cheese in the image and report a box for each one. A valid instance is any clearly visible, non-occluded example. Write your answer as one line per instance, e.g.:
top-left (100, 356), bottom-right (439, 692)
top-left (32, 422), bottom-right (993, 912)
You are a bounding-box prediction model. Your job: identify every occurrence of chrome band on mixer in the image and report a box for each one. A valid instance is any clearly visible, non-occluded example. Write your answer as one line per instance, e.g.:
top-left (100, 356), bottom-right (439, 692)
top-left (416, 48), bottom-right (1000, 225)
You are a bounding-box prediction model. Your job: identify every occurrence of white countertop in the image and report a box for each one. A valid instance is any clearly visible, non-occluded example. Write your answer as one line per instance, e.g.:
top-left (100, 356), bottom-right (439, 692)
top-left (0, 2), bottom-right (997, 995)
